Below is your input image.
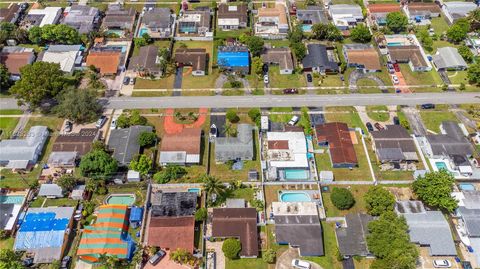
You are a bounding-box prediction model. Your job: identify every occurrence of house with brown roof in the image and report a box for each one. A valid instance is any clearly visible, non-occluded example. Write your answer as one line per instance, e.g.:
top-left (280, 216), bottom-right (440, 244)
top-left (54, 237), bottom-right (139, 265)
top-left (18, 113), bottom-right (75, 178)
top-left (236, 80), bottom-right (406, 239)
top-left (52, 128), bottom-right (100, 157)
top-left (261, 47), bottom-right (294, 75)
top-left (255, 4), bottom-right (289, 38)
top-left (0, 3), bottom-right (22, 24)
top-left (370, 125), bottom-right (419, 164)
top-left (217, 3), bottom-right (248, 31)
top-left (159, 128), bottom-right (202, 166)
top-left (404, 3), bottom-right (441, 22)
top-left (388, 45), bottom-right (432, 72)
top-left (212, 208), bottom-right (259, 258)
top-left (368, 3), bottom-right (401, 26)
top-left (315, 122), bottom-right (358, 168)
top-left (0, 46), bottom-right (35, 80)
top-left (128, 45), bottom-right (163, 78)
top-left (86, 51), bottom-right (121, 75)
top-left (343, 44), bottom-right (381, 72)
top-left (174, 48), bottom-right (207, 76)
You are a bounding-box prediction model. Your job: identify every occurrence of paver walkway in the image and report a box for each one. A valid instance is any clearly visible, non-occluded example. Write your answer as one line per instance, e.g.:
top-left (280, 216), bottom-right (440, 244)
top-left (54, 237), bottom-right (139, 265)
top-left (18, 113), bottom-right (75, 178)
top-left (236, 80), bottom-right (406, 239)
top-left (163, 108), bottom-right (208, 134)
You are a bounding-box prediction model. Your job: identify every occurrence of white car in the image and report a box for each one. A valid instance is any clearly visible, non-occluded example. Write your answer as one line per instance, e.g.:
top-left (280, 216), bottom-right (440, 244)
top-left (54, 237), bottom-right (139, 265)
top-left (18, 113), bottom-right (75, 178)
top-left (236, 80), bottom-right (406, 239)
top-left (292, 259), bottom-right (311, 269)
top-left (110, 117), bottom-right (117, 130)
top-left (433, 260), bottom-right (452, 268)
top-left (288, 115), bottom-right (300, 126)
top-left (392, 75), bottom-right (399, 85)
top-left (263, 75), bottom-right (269, 84)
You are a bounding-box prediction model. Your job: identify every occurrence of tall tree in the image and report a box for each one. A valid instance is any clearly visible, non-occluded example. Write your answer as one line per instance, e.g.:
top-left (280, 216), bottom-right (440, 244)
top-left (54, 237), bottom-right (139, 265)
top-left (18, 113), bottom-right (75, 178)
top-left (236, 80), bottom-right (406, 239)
top-left (243, 36), bottom-right (264, 57)
top-left (251, 56), bottom-right (263, 76)
top-left (468, 62), bottom-right (480, 85)
top-left (79, 149), bottom-right (118, 179)
top-left (54, 88), bottom-right (102, 123)
top-left (311, 23), bottom-right (343, 41)
top-left (364, 186), bottom-right (395, 216)
top-left (0, 64), bottom-right (9, 91)
top-left (446, 21), bottom-right (468, 43)
top-left (350, 24), bottom-right (372, 43)
top-left (10, 62), bottom-right (66, 107)
top-left (56, 175), bottom-right (77, 192)
top-left (467, 8), bottom-right (480, 31)
top-left (412, 170), bottom-right (458, 212)
top-left (0, 249), bottom-right (23, 269)
top-left (386, 12), bottom-right (408, 33)
top-left (458, 45), bottom-right (474, 63)
top-left (129, 154), bottom-right (152, 176)
top-left (202, 175), bottom-right (226, 199)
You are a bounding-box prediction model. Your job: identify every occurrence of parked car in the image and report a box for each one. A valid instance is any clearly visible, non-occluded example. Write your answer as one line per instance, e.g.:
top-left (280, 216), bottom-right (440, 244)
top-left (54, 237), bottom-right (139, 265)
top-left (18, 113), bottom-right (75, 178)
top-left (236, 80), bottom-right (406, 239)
top-left (149, 250), bottom-right (166, 265)
top-left (366, 122), bottom-right (374, 132)
top-left (393, 116), bottom-right (400, 125)
top-left (262, 63), bottom-right (269, 74)
top-left (130, 77), bottom-right (136, 85)
top-left (387, 63), bottom-right (395, 74)
top-left (283, 88), bottom-right (298, 94)
top-left (110, 117), bottom-right (117, 130)
top-left (123, 76), bottom-right (130, 85)
top-left (288, 115), bottom-right (300, 126)
top-left (421, 103), bottom-right (435, 109)
top-left (64, 121), bottom-right (73, 133)
top-left (263, 75), bottom-right (269, 84)
top-left (393, 63), bottom-right (400, 72)
top-left (22, 258), bottom-right (33, 267)
top-left (306, 73), bottom-right (313, 83)
top-left (95, 116), bottom-right (107, 128)
top-left (392, 75), bottom-right (399, 84)
top-left (461, 261), bottom-right (473, 269)
top-left (60, 256), bottom-right (71, 269)
top-left (433, 260), bottom-right (452, 268)
top-left (374, 122), bottom-right (384, 130)
top-left (292, 259), bottom-right (311, 269)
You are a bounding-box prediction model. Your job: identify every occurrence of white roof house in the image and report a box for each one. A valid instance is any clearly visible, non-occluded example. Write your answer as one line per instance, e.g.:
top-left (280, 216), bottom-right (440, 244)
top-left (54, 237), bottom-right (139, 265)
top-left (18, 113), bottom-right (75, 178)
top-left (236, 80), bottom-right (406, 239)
top-left (266, 131), bottom-right (308, 168)
top-left (0, 126), bottom-right (49, 169)
top-left (272, 202), bottom-right (318, 216)
top-left (329, 4), bottom-right (363, 29)
top-left (442, 2), bottom-right (478, 24)
top-left (38, 184), bottom-right (64, 198)
top-left (40, 45), bottom-right (83, 73)
top-left (27, 7), bottom-right (62, 27)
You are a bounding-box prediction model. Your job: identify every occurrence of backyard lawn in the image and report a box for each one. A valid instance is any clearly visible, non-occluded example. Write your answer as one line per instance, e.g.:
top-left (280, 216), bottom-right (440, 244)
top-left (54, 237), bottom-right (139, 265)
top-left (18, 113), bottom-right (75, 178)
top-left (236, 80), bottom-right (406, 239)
top-left (305, 222), bottom-right (342, 269)
top-left (366, 105), bottom-right (389, 122)
top-left (321, 185), bottom-right (370, 217)
top-left (420, 110), bottom-right (458, 133)
top-left (44, 198), bottom-right (79, 207)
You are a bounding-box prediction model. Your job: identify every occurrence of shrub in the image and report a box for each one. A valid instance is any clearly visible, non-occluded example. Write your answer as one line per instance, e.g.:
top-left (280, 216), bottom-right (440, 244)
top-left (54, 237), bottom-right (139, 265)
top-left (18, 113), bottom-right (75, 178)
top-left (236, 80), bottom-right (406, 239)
top-left (222, 238), bottom-right (242, 259)
top-left (330, 187), bottom-right (355, 210)
top-left (138, 132), bottom-right (156, 147)
top-left (364, 186), bottom-right (395, 216)
top-left (262, 249), bottom-right (276, 263)
top-left (195, 208), bottom-right (208, 222)
top-left (226, 109), bottom-right (240, 123)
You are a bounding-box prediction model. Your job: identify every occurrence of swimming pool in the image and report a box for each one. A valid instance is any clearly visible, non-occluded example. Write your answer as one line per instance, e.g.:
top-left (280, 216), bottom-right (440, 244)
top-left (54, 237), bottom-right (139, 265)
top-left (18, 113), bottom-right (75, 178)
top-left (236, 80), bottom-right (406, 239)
top-left (0, 195), bottom-right (24, 204)
top-left (188, 188), bottom-right (201, 195)
top-left (138, 28), bottom-right (148, 37)
top-left (301, 25), bottom-right (312, 32)
top-left (284, 169), bottom-right (309, 180)
top-left (459, 183), bottom-right (476, 191)
top-left (435, 162), bottom-right (448, 170)
top-left (387, 42), bottom-right (403, 46)
top-left (105, 194), bottom-right (135, 206)
top-left (279, 191), bottom-right (311, 202)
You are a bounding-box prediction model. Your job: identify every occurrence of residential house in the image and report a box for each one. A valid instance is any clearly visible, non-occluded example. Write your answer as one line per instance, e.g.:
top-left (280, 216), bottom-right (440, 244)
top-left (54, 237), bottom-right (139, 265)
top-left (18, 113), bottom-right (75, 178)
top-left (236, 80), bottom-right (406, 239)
top-left (108, 125), bottom-right (154, 166)
top-left (0, 3), bottom-right (22, 24)
top-left (0, 203), bottom-right (22, 232)
top-left (77, 205), bottom-right (135, 263)
top-left (265, 130), bottom-right (310, 180)
top-left (14, 207), bottom-right (75, 263)
top-left (22, 7), bottom-right (62, 29)
top-left (328, 4), bottom-right (363, 30)
top-left (70, 185), bottom-right (86, 200)
top-left (466, 36), bottom-right (480, 56)
top-left (212, 208), bottom-right (259, 258)
top-left (0, 126), bottom-right (48, 170)
top-left (62, 5), bottom-right (100, 34)
top-left (336, 213), bottom-right (373, 257)
top-left (215, 124), bottom-right (254, 163)
top-left (296, 7), bottom-right (328, 32)
top-left (397, 201), bottom-right (457, 256)
top-left (368, 3), bottom-right (401, 26)
top-left (432, 47), bottom-right (468, 71)
top-left (128, 45), bottom-right (163, 78)
top-left (261, 47), bottom-right (294, 75)
top-left (217, 3), bottom-right (248, 30)
top-left (302, 44), bottom-right (339, 74)
top-left (38, 45), bottom-right (83, 73)
top-left (370, 125), bottom-right (419, 163)
top-left (147, 190), bottom-right (197, 253)
top-left (177, 8), bottom-right (211, 36)
top-left (0, 46), bottom-right (36, 80)
top-left (315, 122), bottom-right (358, 168)
top-left (343, 44), bottom-right (381, 72)
top-left (217, 45), bottom-right (250, 74)
top-left (272, 202), bottom-right (323, 256)
top-left (86, 51), bottom-right (121, 75)
top-left (404, 3), bottom-right (441, 23)
top-left (102, 4), bottom-right (136, 36)
top-left (174, 48), bottom-right (207, 76)
top-left (388, 45), bottom-right (432, 72)
top-left (38, 184), bottom-right (64, 198)
top-left (52, 128), bottom-right (99, 156)
top-left (442, 2), bottom-right (477, 24)
top-left (452, 190), bottom-right (480, 264)
top-left (47, 151), bottom-right (77, 168)
top-left (255, 4), bottom-right (289, 38)
top-left (138, 8), bottom-right (174, 38)
top-left (159, 128), bottom-right (202, 166)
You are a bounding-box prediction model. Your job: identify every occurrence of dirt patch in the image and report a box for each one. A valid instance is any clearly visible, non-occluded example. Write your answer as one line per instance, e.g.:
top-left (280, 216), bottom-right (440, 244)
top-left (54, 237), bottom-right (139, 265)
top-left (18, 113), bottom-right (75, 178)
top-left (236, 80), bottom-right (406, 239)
top-left (386, 187), bottom-right (413, 200)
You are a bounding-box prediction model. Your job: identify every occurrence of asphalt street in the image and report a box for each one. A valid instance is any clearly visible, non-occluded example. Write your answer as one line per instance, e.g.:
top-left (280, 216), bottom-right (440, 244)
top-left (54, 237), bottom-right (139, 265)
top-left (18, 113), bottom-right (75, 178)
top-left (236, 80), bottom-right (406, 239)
top-left (1, 93), bottom-right (480, 110)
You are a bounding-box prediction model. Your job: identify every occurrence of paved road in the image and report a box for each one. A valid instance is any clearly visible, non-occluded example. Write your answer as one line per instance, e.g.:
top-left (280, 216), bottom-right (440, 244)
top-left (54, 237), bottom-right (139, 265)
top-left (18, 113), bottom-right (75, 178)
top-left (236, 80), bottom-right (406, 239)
top-left (1, 93), bottom-right (479, 110)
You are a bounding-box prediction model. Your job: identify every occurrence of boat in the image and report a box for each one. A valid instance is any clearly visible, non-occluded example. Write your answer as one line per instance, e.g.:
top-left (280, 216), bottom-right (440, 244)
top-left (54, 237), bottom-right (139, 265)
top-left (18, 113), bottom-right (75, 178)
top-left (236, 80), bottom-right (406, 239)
top-left (457, 223), bottom-right (471, 247)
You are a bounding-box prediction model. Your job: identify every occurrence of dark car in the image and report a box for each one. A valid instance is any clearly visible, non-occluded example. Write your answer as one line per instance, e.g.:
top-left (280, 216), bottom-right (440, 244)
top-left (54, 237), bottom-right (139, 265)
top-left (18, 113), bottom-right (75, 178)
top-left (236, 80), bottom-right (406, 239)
top-left (123, 76), bottom-right (130, 85)
top-left (461, 261), bottom-right (473, 269)
top-left (306, 74), bottom-right (313, 83)
top-left (374, 122), bottom-right (384, 130)
top-left (22, 258), bottom-right (34, 267)
top-left (60, 256), bottom-right (71, 269)
top-left (283, 88), bottom-right (299, 94)
top-left (20, 2), bottom-right (29, 11)
top-left (421, 103), bottom-right (435, 109)
top-left (393, 116), bottom-right (400, 125)
top-left (366, 122), bottom-right (374, 132)
top-left (262, 63), bottom-right (269, 74)
top-left (149, 250), bottom-right (166, 265)
top-left (393, 63), bottom-right (400, 72)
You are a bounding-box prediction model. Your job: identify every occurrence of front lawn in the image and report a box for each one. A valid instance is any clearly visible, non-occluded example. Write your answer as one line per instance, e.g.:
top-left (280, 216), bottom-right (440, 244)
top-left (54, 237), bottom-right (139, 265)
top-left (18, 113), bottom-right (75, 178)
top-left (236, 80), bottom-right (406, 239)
top-left (321, 185), bottom-right (370, 217)
top-left (269, 107), bottom-right (295, 123)
top-left (366, 105), bottom-right (390, 122)
top-left (182, 69), bottom-right (220, 89)
top-left (399, 64), bottom-right (442, 86)
top-left (225, 256), bottom-right (268, 269)
top-left (134, 76), bottom-right (175, 89)
top-left (0, 117), bottom-right (19, 139)
top-left (268, 66), bottom-right (306, 88)
top-left (419, 111), bottom-right (458, 133)
top-left (324, 107), bottom-right (368, 134)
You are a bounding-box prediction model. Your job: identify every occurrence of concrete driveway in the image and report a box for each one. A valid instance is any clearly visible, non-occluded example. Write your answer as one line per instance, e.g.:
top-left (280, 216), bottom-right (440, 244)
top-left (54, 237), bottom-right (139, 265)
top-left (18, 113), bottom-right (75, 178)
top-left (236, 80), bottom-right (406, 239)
top-left (143, 251), bottom-right (187, 269)
top-left (417, 248), bottom-right (460, 269)
top-left (276, 247), bottom-right (323, 269)
top-left (173, 67), bottom-right (183, 96)
top-left (210, 108), bottom-right (226, 138)
top-left (402, 106), bottom-right (427, 135)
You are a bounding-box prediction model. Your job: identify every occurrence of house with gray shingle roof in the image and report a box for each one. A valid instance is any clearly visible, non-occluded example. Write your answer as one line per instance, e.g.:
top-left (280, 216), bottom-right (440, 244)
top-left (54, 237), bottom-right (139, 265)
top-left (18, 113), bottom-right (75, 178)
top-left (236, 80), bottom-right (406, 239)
top-left (107, 125), bottom-right (153, 166)
top-left (453, 190), bottom-right (480, 264)
top-left (138, 8), bottom-right (174, 38)
top-left (62, 5), bottom-right (100, 34)
top-left (432, 47), bottom-right (468, 71)
top-left (302, 44), bottom-right (339, 74)
top-left (215, 124), bottom-right (254, 163)
top-left (442, 2), bottom-right (478, 24)
top-left (0, 126), bottom-right (49, 169)
top-left (336, 213), bottom-right (373, 257)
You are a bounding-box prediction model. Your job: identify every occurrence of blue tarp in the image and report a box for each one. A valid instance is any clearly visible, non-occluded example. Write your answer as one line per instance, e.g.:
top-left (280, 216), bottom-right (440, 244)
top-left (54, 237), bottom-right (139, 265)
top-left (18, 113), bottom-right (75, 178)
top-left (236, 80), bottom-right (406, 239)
top-left (129, 207), bottom-right (143, 223)
top-left (217, 51), bottom-right (249, 68)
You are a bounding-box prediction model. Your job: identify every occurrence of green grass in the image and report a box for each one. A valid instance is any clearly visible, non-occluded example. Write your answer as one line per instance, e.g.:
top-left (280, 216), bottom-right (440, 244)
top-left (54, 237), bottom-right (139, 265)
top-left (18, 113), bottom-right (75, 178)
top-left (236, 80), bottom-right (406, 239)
top-left (44, 198), bottom-right (79, 207)
top-left (30, 197), bottom-right (46, 208)
top-left (268, 66), bottom-right (306, 88)
top-left (399, 64), bottom-right (442, 86)
top-left (0, 236), bottom-right (14, 250)
top-left (0, 117), bottom-right (19, 139)
top-left (322, 185), bottom-right (370, 217)
top-left (182, 69), bottom-right (220, 89)
top-left (304, 222), bottom-right (342, 269)
top-left (269, 107), bottom-right (294, 123)
top-left (396, 108), bottom-right (411, 132)
top-left (366, 105), bottom-right (390, 122)
top-left (420, 110), bottom-right (458, 133)
top-left (446, 70), bottom-right (469, 85)
top-left (324, 107), bottom-right (368, 134)
top-left (222, 88), bottom-right (245, 96)
top-left (0, 109), bottom-right (23, 115)
top-left (429, 17), bottom-right (450, 35)
top-left (226, 256), bottom-right (268, 269)
top-left (229, 187), bottom-right (255, 201)
top-left (215, 28), bottom-right (252, 39)
top-left (134, 76), bottom-right (175, 89)
top-left (251, 88), bottom-right (265, 95)
top-left (131, 91), bottom-right (172, 97)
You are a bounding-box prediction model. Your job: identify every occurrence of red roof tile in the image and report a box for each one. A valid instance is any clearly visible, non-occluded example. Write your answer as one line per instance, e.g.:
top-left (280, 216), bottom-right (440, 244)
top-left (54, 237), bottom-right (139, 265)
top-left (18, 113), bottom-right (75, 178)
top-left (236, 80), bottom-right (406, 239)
top-left (147, 216), bottom-right (195, 253)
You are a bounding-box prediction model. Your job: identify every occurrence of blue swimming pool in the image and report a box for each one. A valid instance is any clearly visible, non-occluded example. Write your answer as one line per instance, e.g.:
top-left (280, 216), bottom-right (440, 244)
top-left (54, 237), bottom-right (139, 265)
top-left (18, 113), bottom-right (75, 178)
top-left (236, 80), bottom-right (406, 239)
top-left (138, 28), bottom-right (148, 37)
top-left (285, 169), bottom-right (309, 180)
top-left (280, 192), bottom-right (311, 202)
top-left (306, 135), bottom-right (314, 159)
top-left (387, 42), bottom-right (403, 46)
top-left (459, 184), bottom-right (475, 191)
top-left (435, 162), bottom-right (448, 170)
top-left (188, 188), bottom-right (201, 195)
top-left (302, 25), bottom-right (312, 32)
top-left (0, 195), bottom-right (24, 204)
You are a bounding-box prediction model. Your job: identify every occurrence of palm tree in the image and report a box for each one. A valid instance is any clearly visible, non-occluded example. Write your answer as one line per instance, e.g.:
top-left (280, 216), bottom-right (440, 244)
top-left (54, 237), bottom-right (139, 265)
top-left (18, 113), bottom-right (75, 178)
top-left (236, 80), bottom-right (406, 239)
top-left (467, 9), bottom-right (480, 31)
top-left (202, 175), bottom-right (226, 199)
